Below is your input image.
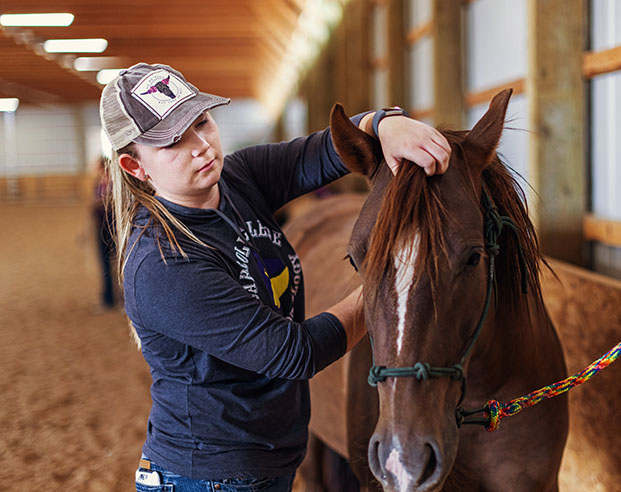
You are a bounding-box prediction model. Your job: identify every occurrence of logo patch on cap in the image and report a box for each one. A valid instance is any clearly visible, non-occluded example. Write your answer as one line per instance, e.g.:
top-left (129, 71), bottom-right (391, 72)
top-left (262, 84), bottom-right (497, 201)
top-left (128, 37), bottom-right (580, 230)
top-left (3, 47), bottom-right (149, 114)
top-left (131, 69), bottom-right (196, 119)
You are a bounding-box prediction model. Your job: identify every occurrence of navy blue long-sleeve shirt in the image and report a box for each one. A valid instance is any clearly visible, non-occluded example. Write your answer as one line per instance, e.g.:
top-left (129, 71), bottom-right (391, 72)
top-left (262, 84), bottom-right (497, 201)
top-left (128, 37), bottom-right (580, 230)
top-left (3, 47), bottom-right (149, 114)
top-left (123, 120), bottom-right (361, 479)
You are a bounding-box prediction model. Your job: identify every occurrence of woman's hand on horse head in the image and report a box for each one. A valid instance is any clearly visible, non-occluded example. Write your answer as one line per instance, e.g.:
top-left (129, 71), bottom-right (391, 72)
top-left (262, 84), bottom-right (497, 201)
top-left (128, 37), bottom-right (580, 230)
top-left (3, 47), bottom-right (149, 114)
top-left (377, 115), bottom-right (451, 177)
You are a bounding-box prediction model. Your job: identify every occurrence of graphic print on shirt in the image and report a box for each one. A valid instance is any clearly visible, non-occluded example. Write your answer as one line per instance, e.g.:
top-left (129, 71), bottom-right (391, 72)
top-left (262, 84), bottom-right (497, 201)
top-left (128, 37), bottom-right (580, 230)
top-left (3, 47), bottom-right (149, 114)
top-left (252, 252), bottom-right (289, 312)
top-left (288, 254), bottom-right (302, 319)
top-left (245, 219), bottom-right (282, 246)
top-left (234, 240), bottom-right (259, 299)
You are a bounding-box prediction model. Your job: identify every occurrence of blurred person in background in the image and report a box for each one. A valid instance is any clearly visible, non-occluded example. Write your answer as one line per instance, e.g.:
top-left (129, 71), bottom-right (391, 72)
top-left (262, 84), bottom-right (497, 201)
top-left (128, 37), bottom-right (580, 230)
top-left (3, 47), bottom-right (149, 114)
top-left (92, 156), bottom-right (116, 309)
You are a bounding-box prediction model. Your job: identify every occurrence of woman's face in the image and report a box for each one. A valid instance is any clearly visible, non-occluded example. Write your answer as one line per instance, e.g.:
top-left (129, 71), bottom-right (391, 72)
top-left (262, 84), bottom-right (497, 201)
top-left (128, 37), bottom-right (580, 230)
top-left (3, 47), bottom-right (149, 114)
top-left (131, 111), bottom-right (224, 209)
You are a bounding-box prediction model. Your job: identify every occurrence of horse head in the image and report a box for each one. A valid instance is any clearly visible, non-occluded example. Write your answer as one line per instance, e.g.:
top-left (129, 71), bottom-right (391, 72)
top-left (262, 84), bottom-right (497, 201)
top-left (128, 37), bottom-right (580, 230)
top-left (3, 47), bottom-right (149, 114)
top-left (330, 90), bottom-right (534, 491)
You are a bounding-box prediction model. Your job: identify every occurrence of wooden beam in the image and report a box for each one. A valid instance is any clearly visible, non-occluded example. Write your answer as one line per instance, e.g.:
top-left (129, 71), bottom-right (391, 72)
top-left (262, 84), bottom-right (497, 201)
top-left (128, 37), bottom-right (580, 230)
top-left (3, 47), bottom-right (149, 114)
top-left (527, 0), bottom-right (586, 265)
top-left (406, 21), bottom-right (433, 45)
top-left (386, 0), bottom-right (406, 105)
top-left (583, 215), bottom-right (621, 247)
top-left (433, 0), bottom-right (464, 128)
top-left (465, 78), bottom-right (525, 107)
top-left (583, 45), bottom-right (621, 78)
top-left (343, 0), bottom-right (371, 114)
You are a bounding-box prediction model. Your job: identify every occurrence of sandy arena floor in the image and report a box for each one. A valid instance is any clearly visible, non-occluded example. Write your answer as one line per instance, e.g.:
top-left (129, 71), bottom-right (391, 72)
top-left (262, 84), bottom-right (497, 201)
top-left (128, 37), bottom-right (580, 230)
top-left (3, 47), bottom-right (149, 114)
top-left (0, 202), bottom-right (158, 491)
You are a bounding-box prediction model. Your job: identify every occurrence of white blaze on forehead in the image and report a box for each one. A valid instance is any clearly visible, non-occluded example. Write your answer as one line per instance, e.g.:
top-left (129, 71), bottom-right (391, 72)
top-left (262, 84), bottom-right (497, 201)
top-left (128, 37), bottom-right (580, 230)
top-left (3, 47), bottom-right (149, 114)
top-left (393, 236), bottom-right (419, 356)
top-left (386, 448), bottom-right (415, 491)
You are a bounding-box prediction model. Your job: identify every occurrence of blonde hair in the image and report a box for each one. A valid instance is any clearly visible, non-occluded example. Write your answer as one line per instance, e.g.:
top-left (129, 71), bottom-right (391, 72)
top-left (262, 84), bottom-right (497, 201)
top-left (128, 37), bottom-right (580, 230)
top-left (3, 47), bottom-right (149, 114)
top-left (105, 143), bottom-right (209, 347)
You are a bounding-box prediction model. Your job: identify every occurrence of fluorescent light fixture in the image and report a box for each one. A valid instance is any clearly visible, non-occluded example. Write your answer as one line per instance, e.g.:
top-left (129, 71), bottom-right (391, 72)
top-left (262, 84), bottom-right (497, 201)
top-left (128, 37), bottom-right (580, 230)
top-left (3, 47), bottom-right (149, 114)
top-left (43, 38), bottom-right (108, 53)
top-left (0, 13), bottom-right (74, 27)
top-left (97, 69), bottom-right (123, 85)
top-left (74, 56), bottom-right (124, 71)
top-left (0, 98), bottom-right (20, 112)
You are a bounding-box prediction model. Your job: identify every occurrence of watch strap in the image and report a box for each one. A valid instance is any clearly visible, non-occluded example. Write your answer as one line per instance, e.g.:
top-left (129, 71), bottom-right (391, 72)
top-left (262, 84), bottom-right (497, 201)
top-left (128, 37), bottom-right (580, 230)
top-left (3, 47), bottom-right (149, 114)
top-left (372, 107), bottom-right (409, 138)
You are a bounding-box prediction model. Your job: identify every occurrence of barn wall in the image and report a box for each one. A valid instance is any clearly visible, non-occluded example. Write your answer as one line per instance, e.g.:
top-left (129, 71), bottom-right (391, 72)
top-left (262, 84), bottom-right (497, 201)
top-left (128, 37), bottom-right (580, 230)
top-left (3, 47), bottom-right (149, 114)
top-left (294, 0), bottom-right (621, 279)
top-left (589, 0), bottom-right (621, 278)
top-left (465, 0), bottom-right (530, 183)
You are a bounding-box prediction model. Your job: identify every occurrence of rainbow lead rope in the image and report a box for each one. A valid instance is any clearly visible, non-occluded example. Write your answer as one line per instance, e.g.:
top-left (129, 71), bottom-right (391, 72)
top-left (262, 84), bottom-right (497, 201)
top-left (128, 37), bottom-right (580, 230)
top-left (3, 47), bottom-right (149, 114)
top-left (483, 340), bottom-right (621, 431)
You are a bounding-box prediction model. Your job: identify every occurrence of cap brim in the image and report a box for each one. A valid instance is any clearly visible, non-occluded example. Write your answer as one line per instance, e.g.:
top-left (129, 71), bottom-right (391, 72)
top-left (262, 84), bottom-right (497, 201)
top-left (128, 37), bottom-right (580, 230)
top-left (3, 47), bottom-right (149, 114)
top-left (133, 92), bottom-right (230, 147)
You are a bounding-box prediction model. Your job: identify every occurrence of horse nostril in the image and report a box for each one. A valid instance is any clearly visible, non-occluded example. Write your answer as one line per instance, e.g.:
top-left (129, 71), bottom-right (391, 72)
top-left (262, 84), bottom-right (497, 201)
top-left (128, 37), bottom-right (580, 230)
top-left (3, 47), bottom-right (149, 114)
top-left (368, 435), bottom-right (388, 483)
top-left (417, 443), bottom-right (438, 487)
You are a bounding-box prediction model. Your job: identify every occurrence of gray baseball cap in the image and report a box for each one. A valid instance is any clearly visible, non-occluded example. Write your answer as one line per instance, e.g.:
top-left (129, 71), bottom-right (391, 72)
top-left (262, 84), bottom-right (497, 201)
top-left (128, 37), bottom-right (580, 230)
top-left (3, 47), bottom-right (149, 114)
top-left (100, 62), bottom-right (230, 151)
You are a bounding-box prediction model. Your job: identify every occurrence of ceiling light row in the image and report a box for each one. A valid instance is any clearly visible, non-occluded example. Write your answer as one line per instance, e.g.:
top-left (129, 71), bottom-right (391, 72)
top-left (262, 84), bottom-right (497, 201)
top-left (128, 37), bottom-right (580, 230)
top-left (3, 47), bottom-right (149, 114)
top-left (1, 12), bottom-right (123, 85)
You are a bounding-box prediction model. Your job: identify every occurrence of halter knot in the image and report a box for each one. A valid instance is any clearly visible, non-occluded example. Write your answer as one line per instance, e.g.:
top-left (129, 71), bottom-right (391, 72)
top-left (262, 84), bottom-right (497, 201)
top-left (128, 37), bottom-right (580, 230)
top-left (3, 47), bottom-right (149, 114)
top-left (368, 365), bottom-right (386, 387)
top-left (450, 364), bottom-right (464, 381)
top-left (413, 362), bottom-right (431, 381)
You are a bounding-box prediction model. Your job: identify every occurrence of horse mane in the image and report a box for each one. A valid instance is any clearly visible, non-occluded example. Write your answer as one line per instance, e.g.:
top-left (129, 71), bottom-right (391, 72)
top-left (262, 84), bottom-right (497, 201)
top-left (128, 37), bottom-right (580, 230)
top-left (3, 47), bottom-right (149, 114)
top-left (363, 157), bottom-right (448, 308)
top-left (363, 132), bottom-right (544, 316)
top-left (481, 155), bottom-right (545, 312)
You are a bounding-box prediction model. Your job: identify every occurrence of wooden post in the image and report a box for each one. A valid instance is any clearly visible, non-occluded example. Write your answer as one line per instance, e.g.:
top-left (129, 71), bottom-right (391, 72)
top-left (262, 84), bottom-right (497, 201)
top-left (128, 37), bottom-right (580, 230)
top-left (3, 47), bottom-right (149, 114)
top-left (433, 0), bottom-right (464, 128)
top-left (387, 0), bottom-right (407, 106)
top-left (344, 0), bottom-right (372, 114)
top-left (305, 44), bottom-right (337, 133)
top-left (527, 0), bottom-right (586, 265)
top-left (334, 20), bottom-right (350, 110)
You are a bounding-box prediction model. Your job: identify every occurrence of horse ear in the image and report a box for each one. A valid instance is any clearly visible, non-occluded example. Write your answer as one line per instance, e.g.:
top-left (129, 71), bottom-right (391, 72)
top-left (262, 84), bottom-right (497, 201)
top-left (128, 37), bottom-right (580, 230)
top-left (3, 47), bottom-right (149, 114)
top-left (330, 103), bottom-right (383, 176)
top-left (464, 88), bottom-right (513, 172)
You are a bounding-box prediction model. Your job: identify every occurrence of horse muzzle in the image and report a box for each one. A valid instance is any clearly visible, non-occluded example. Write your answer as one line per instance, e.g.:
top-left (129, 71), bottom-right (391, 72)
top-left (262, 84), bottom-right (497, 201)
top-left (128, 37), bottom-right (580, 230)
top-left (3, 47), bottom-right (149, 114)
top-left (368, 430), bottom-right (450, 492)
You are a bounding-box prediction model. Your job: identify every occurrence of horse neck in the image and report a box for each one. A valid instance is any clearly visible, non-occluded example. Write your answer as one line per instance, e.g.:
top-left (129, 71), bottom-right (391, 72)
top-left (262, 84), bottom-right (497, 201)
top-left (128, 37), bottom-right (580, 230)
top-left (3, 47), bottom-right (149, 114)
top-left (466, 285), bottom-right (555, 397)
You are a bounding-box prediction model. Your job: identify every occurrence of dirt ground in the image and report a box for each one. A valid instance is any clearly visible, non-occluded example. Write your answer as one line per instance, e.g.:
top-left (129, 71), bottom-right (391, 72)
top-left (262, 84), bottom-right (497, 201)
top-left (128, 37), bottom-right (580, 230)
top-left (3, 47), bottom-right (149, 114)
top-left (0, 202), bottom-right (152, 491)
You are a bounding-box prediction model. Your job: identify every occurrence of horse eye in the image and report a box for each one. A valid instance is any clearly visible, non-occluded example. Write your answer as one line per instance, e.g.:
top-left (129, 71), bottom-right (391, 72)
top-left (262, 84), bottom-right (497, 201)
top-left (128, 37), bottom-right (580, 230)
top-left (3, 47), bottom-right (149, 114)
top-left (347, 255), bottom-right (358, 272)
top-left (466, 252), bottom-right (481, 267)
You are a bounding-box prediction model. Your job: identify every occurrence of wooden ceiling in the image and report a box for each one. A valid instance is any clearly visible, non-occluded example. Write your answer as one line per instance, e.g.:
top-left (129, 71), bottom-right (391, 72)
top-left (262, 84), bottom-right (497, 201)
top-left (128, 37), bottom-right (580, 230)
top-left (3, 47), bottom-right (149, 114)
top-left (0, 0), bottom-right (305, 106)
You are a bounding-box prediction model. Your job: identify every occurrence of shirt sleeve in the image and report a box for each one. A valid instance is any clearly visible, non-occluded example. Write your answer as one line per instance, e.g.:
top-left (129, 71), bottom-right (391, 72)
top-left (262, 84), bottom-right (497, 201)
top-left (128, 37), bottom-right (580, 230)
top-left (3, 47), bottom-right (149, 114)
top-left (131, 251), bottom-right (348, 380)
top-left (225, 112), bottom-right (370, 212)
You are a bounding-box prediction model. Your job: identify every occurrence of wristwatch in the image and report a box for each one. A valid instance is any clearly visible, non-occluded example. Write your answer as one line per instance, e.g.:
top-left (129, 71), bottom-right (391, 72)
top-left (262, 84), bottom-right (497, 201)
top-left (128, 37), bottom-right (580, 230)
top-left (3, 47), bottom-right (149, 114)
top-left (372, 107), bottom-right (410, 138)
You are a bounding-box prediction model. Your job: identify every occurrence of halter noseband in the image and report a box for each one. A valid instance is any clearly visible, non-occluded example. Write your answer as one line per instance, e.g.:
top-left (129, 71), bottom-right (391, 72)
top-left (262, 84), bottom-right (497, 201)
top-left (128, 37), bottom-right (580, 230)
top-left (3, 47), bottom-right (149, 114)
top-left (367, 190), bottom-right (528, 428)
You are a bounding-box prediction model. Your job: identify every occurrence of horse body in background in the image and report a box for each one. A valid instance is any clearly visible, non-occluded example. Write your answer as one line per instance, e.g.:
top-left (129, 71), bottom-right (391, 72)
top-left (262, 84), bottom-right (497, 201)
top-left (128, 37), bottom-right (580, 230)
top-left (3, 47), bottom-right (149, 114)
top-left (285, 90), bottom-right (569, 491)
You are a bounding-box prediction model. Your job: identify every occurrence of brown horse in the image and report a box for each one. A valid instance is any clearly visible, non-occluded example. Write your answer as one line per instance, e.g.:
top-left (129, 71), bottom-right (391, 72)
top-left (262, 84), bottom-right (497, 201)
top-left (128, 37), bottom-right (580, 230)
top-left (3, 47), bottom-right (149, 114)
top-left (285, 90), bottom-right (569, 491)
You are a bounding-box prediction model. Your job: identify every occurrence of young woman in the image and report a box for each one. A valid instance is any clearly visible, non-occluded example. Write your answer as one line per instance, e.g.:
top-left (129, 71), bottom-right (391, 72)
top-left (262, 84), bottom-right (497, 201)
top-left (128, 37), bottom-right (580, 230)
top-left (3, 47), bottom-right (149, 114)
top-left (99, 63), bottom-right (450, 492)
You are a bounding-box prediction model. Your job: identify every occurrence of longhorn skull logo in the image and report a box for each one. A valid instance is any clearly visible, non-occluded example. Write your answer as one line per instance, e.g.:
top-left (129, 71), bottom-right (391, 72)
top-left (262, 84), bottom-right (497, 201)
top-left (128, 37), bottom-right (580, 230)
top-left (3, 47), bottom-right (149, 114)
top-left (140, 75), bottom-right (175, 99)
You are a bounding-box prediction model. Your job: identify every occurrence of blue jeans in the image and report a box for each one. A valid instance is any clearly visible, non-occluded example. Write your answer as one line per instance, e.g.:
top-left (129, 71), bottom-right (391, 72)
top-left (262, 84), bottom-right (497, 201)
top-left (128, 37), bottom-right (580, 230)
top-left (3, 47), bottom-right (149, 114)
top-left (135, 457), bottom-right (296, 492)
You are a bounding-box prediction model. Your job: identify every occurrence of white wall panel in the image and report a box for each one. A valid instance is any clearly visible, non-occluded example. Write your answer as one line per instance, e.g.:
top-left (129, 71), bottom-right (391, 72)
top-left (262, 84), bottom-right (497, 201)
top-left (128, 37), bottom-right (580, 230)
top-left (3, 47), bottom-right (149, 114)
top-left (408, 36), bottom-right (434, 112)
top-left (591, 72), bottom-right (621, 220)
top-left (372, 4), bottom-right (388, 60)
top-left (407, 0), bottom-right (432, 29)
top-left (371, 3), bottom-right (388, 108)
top-left (591, 0), bottom-right (621, 51)
top-left (4, 105), bottom-right (81, 175)
top-left (467, 94), bottom-right (530, 189)
top-left (466, 0), bottom-right (528, 91)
